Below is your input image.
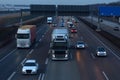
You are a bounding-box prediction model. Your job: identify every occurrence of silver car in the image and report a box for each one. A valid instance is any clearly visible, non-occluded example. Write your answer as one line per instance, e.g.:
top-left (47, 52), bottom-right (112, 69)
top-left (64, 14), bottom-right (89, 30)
top-left (22, 59), bottom-right (39, 74)
top-left (96, 47), bottom-right (107, 56)
top-left (76, 41), bottom-right (85, 49)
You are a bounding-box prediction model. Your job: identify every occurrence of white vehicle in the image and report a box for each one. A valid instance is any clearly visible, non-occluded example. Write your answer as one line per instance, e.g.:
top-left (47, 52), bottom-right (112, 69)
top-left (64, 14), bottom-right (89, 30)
top-left (51, 28), bottom-right (70, 60)
top-left (22, 60), bottom-right (39, 74)
top-left (47, 17), bottom-right (52, 24)
top-left (76, 41), bottom-right (85, 49)
top-left (16, 25), bottom-right (36, 48)
top-left (51, 28), bottom-right (69, 41)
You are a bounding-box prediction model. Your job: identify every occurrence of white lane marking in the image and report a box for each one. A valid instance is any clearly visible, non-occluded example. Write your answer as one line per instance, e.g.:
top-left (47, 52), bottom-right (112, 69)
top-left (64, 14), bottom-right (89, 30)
top-left (70, 52), bottom-right (72, 60)
top-left (0, 48), bottom-right (17, 62)
top-left (29, 49), bottom-right (34, 54)
top-left (87, 28), bottom-right (120, 60)
top-left (42, 35), bottom-right (44, 38)
top-left (45, 58), bottom-right (49, 64)
top-left (35, 43), bottom-right (39, 47)
top-left (21, 58), bottom-right (27, 65)
top-left (102, 71), bottom-right (109, 80)
top-left (38, 73), bottom-right (42, 80)
top-left (7, 72), bottom-right (16, 80)
top-left (39, 39), bottom-right (41, 42)
top-left (37, 29), bottom-right (41, 34)
top-left (41, 74), bottom-right (45, 80)
top-left (44, 32), bottom-right (46, 35)
top-left (91, 53), bottom-right (95, 59)
top-left (80, 36), bottom-right (83, 40)
top-left (48, 50), bottom-right (51, 54)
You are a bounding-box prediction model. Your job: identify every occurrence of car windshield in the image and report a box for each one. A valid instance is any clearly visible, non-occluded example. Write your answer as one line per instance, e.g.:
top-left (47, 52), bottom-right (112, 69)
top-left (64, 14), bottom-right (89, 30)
top-left (98, 47), bottom-right (105, 51)
top-left (77, 42), bottom-right (84, 44)
top-left (24, 63), bottom-right (36, 66)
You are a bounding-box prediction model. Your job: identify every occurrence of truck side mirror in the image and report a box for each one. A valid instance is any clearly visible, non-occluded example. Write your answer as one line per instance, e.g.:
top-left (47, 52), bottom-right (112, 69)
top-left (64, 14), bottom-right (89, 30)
top-left (50, 43), bottom-right (52, 48)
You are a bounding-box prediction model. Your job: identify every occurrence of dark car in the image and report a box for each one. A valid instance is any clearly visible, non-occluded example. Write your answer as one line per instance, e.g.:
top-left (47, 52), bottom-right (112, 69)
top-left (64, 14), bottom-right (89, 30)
top-left (76, 41), bottom-right (85, 49)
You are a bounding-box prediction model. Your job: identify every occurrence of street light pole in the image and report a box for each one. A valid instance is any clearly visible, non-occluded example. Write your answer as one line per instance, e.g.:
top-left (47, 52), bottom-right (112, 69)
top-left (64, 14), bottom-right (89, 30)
top-left (20, 9), bottom-right (23, 27)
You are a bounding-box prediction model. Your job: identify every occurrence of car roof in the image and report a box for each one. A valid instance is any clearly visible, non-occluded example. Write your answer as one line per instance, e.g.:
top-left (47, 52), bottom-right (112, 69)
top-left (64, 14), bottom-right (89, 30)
top-left (97, 47), bottom-right (105, 50)
top-left (77, 41), bottom-right (84, 43)
top-left (25, 60), bottom-right (36, 63)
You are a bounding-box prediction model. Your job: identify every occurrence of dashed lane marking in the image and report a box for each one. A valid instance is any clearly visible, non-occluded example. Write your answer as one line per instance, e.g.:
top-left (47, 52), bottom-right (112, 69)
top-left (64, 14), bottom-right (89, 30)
top-left (0, 48), bottom-right (17, 62)
top-left (7, 72), bottom-right (16, 80)
top-left (21, 58), bottom-right (27, 65)
top-left (102, 71), bottom-right (109, 80)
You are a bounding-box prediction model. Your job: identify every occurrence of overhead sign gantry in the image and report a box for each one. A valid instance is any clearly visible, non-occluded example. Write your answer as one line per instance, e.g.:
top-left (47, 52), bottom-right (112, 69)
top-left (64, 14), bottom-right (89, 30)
top-left (30, 5), bottom-right (90, 16)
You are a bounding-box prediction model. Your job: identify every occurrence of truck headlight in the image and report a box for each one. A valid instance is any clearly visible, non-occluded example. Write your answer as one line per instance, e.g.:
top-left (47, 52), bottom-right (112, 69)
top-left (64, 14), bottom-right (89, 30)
top-left (52, 54), bottom-right (55, 57)
top-left (65, 54), bottom-right (68, 57)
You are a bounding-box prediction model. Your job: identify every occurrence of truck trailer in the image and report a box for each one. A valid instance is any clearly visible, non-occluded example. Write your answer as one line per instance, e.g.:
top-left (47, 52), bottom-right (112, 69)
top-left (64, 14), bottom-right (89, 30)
top-left (50, 28), bottom-right (70, 60)
top-left (16, 25), bottom-right (36, 48)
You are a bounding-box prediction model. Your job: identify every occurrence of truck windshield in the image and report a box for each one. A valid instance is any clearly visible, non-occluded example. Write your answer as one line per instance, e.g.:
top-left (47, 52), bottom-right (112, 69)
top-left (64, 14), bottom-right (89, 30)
top-left (17, 34), bottom-right (29, 39)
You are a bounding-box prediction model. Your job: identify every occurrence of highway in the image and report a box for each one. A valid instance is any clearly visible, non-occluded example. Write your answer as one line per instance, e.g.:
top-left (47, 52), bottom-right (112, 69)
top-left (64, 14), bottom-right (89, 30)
top-left (0, 16), bottom-right (120, 80)
top-left (82, 16), bottom-right (120, 38)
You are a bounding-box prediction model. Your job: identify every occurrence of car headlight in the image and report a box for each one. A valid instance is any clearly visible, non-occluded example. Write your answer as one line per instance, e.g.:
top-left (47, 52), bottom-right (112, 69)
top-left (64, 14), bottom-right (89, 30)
top-left (32, 69), bottom-right (36, 72)
top-left (103, 52), bottom-right (106, 53)
top-left (97, 52), bottom-right (100, 53)
top-left (77, 45), bottom-right (79, 47)
top-left (22, 69), bottom-right (26, 72)
top-left (82, 45), bottom-right (85, 47)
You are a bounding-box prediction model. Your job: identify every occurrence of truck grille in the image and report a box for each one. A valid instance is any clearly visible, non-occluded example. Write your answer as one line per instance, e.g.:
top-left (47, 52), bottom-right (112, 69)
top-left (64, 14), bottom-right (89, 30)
top-left (54, 51), bottom-right (66, 58)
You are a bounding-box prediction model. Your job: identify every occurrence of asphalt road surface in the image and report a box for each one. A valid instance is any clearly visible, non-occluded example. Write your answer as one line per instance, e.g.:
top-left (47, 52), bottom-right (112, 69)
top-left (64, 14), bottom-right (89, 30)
top-left (0, 16), bottom-right (120, 80)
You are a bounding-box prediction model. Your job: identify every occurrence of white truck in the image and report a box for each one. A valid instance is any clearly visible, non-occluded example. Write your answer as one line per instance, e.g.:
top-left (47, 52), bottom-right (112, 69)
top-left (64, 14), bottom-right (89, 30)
top-left (50, 28), bottom-right (70, 60)
top-left (47, 17), bottom-right (52, 24)
top-left (16, 25), bottom-right (36, 48)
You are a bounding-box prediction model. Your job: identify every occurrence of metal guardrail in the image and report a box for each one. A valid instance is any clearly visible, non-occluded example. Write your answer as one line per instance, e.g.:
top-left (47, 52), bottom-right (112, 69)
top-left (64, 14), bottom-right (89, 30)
top-left (77, 17), bottom-right (120, 48)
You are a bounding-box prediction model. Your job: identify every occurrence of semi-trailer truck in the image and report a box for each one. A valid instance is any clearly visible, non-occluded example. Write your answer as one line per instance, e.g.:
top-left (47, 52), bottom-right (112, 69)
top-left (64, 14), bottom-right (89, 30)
top-left (50, 28), bottom-right (70, 60)
top-left (16, 25), bottom-right (36, 48)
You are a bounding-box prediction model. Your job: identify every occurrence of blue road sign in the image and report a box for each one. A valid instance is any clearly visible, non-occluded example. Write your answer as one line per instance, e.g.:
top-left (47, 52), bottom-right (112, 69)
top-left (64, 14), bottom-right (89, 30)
top-left (99, 6), bottom-right (120, 16)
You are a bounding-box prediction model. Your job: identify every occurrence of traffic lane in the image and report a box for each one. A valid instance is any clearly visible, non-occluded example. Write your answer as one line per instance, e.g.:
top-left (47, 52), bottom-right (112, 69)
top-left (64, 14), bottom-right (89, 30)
top-left (10, 25), bottom-right (53, 80)
top-left (75, 49), bottom-right (106, 80)
top-left (85, 16), bottom-right (119, 28)
top-left (0, 49), bottom-right (30, 80)
top-left (0, 39), bottom-right (16, 59)
top-left (0, 24), bottom-right (48, 80)
top-left (82, 17), bottom-right (120, 38)
top-left (70, 30), bottom-right (105, 80)
top-left (77, 20), bottom-right (120, 80)
top-left (44, 59), bottom-right (81, 80)
top-left (0, 23), bottom-right (46, 60)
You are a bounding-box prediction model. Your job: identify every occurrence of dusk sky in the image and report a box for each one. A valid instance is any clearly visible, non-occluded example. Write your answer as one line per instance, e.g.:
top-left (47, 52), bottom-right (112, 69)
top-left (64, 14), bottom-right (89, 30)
top-left (0, 0), bottom-right (119, 5)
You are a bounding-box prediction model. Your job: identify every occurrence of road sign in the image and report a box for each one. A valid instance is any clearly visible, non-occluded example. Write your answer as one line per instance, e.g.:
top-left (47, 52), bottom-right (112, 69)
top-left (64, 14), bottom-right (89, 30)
top-left (99, 6), bottom-right (120, 16)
